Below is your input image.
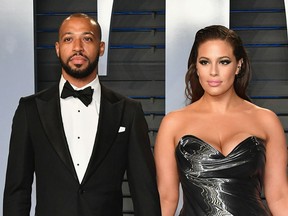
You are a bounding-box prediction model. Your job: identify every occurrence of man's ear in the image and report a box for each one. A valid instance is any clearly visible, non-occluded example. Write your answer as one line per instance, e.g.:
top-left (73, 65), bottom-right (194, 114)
top-left (99, 41), bottom-right (105, 56)
top-left (55, 42), bottom-right (60, 57)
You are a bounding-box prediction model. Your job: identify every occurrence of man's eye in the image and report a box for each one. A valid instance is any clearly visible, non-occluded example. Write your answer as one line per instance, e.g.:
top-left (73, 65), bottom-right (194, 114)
top-left (220, 60), bottom-right (231, 65)
top-left (63, 38), bottom-right (72, 42)
top-left (199, 60), bottom-right (208, 65)
top-left (84, 37), bottom-right (93, 42)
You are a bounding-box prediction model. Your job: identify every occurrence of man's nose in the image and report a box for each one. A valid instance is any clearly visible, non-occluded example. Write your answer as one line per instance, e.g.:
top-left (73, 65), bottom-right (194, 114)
top-left (73, 39), bottom-right (84, 52)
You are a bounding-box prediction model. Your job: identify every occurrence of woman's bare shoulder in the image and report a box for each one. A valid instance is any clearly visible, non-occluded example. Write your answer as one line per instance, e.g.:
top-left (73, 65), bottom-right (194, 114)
top-left (247, 103), bottom-right (282, 133)
top-left (161, 105), bottom-right (196, 128)
top-left (166, 105), bottom-right (196, 120)
top-left (249, 103), bottom-right (278, 120)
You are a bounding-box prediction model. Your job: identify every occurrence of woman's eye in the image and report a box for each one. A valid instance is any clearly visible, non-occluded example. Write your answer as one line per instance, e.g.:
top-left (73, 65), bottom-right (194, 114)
top-left (199, 60), bottom-right (209, 65)
top-left (220, 60), bottom-right (231, 65)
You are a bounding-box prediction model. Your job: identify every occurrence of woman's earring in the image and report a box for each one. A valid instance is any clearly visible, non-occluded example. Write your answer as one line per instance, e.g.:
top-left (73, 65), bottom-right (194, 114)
top-left (235, 66), bottom-right (240, 77)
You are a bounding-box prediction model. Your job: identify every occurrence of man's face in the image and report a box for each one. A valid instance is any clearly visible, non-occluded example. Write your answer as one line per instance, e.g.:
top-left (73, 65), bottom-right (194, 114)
top-left (55, 17), bottom-right (105, 79)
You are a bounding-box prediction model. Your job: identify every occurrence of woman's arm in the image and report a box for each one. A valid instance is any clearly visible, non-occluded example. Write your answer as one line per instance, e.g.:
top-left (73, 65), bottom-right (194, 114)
top-left (262, 110), bottom-right (288, 216)
top-left (154, 113), bottom-right (180, 216)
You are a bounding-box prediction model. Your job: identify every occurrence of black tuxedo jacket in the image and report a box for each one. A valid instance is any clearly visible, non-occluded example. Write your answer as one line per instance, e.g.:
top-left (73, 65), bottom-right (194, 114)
top-left (3, 84), bottom-right (161, 216)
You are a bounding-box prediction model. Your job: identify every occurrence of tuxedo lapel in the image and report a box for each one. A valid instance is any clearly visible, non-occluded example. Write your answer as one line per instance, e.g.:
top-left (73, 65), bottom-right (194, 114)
top-left (82, 86), bottom-right (124, 183)
top-left (36, 86), bottom-right (78, 181)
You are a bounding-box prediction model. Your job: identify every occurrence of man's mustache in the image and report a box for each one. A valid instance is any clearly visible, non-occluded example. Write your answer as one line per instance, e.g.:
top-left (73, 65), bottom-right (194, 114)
top-left (69, 52), bottom-right (89, 61)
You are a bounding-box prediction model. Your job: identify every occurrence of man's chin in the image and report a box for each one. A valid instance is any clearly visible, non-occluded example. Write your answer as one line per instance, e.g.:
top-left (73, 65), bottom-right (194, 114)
top-left (74, 64), bottom-right (83, 68)
top-left (61, 57), bottom-right (98, 79)
top-left (68, 72), bottom-right (89, 79)
top-left (70, 63), bottom-right (87, 71)
top-left (65, 68), bottom-right (95, 79)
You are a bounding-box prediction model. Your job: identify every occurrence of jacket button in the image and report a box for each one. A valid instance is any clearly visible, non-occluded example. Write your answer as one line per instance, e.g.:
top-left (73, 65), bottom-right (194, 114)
top-left (79, 189), bottom-right (85, 194)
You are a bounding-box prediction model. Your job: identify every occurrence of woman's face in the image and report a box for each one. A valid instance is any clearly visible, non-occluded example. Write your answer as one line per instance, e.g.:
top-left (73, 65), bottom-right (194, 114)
top-left (196, 39), bottom-right (242, 98)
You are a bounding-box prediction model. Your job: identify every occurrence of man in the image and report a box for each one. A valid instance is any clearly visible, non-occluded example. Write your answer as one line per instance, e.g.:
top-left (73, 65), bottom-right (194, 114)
top-left (3, 13), bottom-right (161, 216)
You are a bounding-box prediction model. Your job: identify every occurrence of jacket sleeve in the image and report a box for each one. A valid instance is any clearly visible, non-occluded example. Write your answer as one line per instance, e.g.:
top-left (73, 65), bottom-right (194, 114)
top-left (3, 99), bottom-right (34, 216)
top-left (126, 102), bottom-right (161, 216)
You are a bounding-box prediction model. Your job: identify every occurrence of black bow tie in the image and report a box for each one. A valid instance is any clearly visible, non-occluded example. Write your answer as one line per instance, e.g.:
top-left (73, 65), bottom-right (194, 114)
top-left (61, 81), bottom-right (94, 107)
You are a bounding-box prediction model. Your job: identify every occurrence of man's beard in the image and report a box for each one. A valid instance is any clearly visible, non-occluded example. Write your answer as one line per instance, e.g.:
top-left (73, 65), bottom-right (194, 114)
top-left (59, 53), bottom-right (99, 79)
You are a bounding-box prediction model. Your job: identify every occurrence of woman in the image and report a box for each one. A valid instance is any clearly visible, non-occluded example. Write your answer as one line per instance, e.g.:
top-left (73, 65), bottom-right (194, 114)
top-left (154, 25), bottom-right (288, 215)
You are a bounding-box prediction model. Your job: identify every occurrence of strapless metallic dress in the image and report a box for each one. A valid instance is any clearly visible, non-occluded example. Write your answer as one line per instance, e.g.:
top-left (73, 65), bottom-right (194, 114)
top-left (175, 135), bottom-right (271, 216)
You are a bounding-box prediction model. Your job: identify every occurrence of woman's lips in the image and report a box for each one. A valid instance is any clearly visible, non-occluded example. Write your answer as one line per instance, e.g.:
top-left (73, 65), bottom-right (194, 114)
top-left (207, 80), bottom-right (222, 87)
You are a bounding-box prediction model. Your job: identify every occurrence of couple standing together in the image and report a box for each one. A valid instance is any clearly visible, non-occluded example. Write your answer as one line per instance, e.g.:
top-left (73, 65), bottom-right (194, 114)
top-left (3, 13), bottom-right (288, 216)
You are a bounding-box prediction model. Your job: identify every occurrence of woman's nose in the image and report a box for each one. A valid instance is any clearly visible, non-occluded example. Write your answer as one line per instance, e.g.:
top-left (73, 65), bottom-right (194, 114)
top-left (210, 64), bottom-right (219, 76)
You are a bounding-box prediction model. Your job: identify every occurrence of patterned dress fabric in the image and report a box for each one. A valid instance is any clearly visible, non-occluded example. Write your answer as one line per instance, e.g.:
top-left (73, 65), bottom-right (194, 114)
top-left (175, 135), bottom-right (271, 216)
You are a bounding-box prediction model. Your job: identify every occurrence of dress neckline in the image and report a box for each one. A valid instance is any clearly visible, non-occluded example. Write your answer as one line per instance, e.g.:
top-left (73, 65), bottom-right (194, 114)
top-left (178, 135), bottom-right (264, 157)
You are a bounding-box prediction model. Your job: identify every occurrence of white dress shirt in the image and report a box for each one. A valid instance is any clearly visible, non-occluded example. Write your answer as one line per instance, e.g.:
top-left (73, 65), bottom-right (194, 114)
top-left (59, 75), bottom-right (101, 183)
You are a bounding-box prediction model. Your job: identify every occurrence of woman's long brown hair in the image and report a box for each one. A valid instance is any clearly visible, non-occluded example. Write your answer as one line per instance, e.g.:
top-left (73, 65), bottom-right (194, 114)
top-left (185, 25), bottom-right (252, 104)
